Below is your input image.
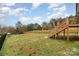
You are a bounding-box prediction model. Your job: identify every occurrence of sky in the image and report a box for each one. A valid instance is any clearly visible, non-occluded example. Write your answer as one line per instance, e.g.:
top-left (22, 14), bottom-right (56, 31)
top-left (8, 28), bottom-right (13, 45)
top-left (0, 3), bottom-right (76, 26)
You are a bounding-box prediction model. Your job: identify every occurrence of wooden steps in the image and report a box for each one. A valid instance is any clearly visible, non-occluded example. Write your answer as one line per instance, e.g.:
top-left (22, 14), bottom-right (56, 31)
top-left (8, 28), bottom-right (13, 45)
top-left (49, 16), bottom-right (79, 39)
top-left (49, 19), bottom-right (69, 38)
top-left (49, 25), bottom-right (69, 38)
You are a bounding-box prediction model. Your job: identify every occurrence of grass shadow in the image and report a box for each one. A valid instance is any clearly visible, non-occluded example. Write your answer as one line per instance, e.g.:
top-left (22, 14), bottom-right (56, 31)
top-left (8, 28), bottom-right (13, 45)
top-left (50, 35), bottom-right (79, 41)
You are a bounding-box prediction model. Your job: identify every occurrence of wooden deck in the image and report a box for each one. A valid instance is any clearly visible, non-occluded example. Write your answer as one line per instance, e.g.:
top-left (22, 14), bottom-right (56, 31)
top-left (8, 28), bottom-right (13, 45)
top-left (69, 24), bottom-right (79, 27)
top-left (49, 17), bottom-right (79, 40)
top-left (49, 3), bottom-right (79, 40)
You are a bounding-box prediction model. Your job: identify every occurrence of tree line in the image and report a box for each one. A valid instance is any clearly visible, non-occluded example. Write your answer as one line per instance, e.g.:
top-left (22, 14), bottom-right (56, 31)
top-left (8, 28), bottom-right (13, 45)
top-left (0, 16), bottom-right (73, 34)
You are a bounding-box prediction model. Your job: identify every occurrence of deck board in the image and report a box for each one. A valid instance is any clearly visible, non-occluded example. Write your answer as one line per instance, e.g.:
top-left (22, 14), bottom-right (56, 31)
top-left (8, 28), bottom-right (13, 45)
top-left (69, 24), bottom-right (79, 27)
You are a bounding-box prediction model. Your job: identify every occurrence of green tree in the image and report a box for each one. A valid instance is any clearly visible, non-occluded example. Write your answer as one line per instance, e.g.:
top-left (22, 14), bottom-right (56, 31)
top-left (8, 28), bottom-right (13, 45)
top-left (49, 18), bottom-right (57, 28)
top-left (33, 23), bottom-right (42, 30)
top-left (26, 24), bottom-right (34, 31)
top-left (42, 22), bottom-right (49, 30)
top-left (16, 21), bottom-right (24, 34)
top-left (26, 23), bottom-right (42, 31)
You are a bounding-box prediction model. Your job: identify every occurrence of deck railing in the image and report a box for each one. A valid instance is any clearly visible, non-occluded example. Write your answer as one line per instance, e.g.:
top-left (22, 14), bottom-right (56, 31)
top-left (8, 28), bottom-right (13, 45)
top-left (57, 16), bottom-right (78, 26)
top-left (49, 16), bottom-right (79, 38)
top-left (49, 18), bottom-right (69, 37)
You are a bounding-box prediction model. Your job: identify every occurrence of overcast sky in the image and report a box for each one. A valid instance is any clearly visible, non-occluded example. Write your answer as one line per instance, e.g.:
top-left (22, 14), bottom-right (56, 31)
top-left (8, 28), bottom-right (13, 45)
top-left (0, 3), bottom-right (76, 26)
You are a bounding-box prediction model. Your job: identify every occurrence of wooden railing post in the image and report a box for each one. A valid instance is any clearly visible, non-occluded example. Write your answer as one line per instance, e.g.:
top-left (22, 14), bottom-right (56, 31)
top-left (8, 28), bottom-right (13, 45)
top-left (67, 27), bottom-right (69, 41)
top-left (66, 18), bottom-right (69, 41)
top-left (67, 17), bottom-right (69, 25)
top-left (63, 29), bottom-right (65, 38)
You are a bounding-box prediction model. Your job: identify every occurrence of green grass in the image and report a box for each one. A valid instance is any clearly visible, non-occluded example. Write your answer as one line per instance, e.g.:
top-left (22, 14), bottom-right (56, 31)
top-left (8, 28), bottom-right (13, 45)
top-left (0, 32), bottom-right (79, 56)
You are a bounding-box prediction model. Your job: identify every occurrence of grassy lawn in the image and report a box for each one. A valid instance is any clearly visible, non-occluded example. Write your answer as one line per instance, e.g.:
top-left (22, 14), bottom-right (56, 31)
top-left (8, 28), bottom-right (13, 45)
top-left (0, 32), bottom-right (79, 56)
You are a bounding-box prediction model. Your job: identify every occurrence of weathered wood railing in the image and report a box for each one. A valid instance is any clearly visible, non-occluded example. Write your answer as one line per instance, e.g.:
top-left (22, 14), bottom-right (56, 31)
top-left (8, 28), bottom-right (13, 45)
top-left (49, 18), bottom-right (69, 38)
top-left (49, 16), bottom-right (79, 39)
